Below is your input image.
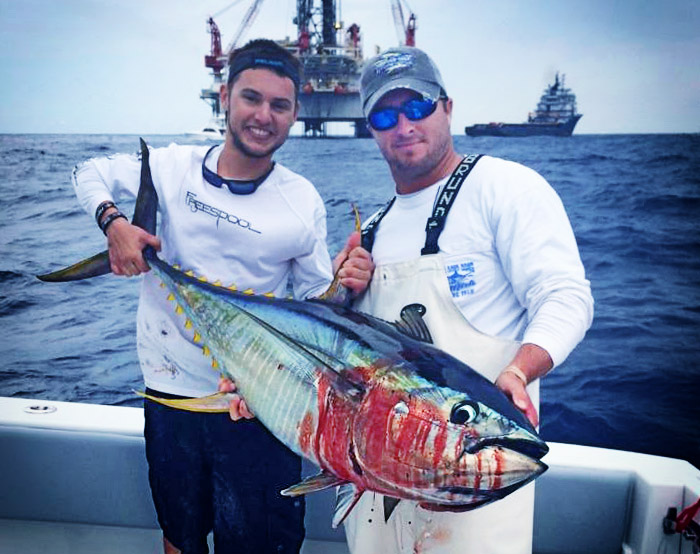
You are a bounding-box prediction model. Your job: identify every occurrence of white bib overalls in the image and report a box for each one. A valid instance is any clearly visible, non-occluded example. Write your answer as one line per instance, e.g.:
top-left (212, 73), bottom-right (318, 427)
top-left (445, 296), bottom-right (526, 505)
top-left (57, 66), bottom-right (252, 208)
top-left (344, 158), bottom-right (540, 553)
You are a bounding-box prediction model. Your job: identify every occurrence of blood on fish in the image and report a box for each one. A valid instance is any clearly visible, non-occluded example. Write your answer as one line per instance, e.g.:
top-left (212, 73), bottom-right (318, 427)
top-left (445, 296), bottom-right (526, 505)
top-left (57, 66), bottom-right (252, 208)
top-left (314, 372), bottom-right (360, 483)
top-left (493, 448), bottom-right (504, 490)
top-left (298, 411), bottom-right (315, 455)
top-left (474, 450), bottom-right (482, 490)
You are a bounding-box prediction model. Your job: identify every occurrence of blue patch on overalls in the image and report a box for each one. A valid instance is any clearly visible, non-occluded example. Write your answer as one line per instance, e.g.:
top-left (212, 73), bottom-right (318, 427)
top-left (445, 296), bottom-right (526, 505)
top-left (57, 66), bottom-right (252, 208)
top-left (447, 262), bottom-right (476, 297)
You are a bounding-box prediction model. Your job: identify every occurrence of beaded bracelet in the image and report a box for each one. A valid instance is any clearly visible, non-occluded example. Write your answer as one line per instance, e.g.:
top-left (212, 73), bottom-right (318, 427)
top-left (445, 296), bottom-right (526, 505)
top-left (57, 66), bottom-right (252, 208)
top-left (95, 201), bottom-right (117, 225)
top-left (99, 211), bottom-right (127, 235)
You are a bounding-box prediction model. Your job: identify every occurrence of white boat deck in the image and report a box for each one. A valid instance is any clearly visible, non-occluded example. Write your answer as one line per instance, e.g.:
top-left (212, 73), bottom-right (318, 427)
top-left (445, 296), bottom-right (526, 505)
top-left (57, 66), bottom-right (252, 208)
top-left (1, 397), bottom-right (698, 554)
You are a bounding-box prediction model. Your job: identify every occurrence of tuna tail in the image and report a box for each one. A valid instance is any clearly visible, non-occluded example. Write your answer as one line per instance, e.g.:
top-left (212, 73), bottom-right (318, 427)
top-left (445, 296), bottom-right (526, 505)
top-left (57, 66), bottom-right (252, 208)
top-left (37, 138), bottom-right (158, 282)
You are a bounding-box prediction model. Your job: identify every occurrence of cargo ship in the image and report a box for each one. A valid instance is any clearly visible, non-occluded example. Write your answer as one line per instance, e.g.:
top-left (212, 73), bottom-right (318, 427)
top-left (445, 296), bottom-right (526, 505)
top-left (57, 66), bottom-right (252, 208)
top-left (465, 72), bottom-right (582, 137)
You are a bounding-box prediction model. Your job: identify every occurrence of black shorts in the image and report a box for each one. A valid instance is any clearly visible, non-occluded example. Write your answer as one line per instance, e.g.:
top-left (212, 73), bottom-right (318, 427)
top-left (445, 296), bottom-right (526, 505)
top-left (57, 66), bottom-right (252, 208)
top-left (144, 390), bottom-right (305, 554)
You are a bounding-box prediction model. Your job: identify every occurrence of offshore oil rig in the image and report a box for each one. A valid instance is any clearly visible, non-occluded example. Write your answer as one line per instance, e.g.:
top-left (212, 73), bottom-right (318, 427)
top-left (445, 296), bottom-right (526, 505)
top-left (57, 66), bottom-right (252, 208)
top-left (198, 0), bottom-right (416, 138)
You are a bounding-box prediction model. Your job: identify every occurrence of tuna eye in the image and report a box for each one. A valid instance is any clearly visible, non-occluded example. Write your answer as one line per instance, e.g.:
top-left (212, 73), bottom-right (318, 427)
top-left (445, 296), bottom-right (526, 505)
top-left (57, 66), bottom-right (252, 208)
top-left (450, 400), bottom-right (479, 425)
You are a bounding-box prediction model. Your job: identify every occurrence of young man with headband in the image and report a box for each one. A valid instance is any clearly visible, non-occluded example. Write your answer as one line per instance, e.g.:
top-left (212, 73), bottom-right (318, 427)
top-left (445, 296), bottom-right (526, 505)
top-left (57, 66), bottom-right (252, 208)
top-left (72, 39), bottom-right (372, 554)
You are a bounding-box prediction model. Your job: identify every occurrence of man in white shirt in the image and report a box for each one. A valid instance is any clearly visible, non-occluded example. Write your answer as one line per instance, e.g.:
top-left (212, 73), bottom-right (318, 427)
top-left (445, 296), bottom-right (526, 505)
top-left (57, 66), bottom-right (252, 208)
top-left (73, 39), bottom-right (372, 554)
top-left (343, 46), bottom-right (593, 554)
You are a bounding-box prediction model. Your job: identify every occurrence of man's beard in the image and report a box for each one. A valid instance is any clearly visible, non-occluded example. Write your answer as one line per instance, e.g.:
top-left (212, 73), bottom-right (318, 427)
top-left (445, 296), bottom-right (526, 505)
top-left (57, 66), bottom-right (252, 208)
top-left (228, 116), bottom-right (284, 159)
top-left (383, 129), bottom-right (453, 184)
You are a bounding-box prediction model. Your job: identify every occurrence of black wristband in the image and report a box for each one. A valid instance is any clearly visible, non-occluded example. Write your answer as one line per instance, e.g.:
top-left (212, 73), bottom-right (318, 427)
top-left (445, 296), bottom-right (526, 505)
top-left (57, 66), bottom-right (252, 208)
top-left (100, 211), bottom-right (127, 235)
top-left (95, 201), bottom-right (116, 225)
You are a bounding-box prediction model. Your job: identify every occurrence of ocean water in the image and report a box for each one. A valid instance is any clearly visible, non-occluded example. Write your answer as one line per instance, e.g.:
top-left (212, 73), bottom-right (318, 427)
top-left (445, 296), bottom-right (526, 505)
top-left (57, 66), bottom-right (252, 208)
top-left (1, 133), bottom-right (699, 470)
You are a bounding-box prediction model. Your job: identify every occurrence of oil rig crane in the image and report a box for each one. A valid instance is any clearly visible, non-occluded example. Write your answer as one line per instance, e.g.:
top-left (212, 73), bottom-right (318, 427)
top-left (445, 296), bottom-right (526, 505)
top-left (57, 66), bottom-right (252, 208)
top-left (391, 0), bottom-right (416, 46)
top-left (197, 0), bottom-right (414, 138)
top-left (200, 0), bottom-right (264, 136)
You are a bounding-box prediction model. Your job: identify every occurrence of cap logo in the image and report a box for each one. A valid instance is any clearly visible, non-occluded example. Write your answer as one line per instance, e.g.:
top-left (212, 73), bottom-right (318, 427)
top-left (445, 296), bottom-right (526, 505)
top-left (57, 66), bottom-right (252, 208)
top-left (373, 52), bottom-right (414, 76)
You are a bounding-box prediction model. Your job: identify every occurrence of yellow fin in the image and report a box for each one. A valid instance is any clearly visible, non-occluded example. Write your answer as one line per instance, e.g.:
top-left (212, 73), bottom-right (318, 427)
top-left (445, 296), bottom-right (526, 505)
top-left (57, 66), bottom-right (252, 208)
top-left (185, 270), bottom-right (194, 277)
top-left (243, 288), bottom-right (254, 295)
top-left (352, 202), bottom-right (361, 232)
top-left (167, 293), bottom-right (175, 301)
top-left (185, 319), bottom-right (193, 329)
top-left (135, 390), bottom-right (232, 413)
top-left (193, 331), bottom-right (201, 343)
top-left (317, 203), bottom-right (362, 305)
top-left (175, 305), bottom-right (184, 315)
top-left (203, 345), bottom-right (211, 357)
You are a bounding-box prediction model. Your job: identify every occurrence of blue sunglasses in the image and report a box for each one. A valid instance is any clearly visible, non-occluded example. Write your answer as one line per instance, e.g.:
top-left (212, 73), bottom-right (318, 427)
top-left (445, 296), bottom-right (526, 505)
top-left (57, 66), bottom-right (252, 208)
top-left (368, 97), bottom-right (441, 131)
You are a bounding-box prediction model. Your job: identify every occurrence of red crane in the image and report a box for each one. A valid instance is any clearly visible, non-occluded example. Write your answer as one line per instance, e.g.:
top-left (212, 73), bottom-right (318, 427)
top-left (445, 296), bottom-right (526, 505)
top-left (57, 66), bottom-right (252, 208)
top-left (204, 17), bottom-right (225, 75)
top-left (391, 0), bottom-right (416, 46)
top-left (204, 0), bottom-right (265, 76)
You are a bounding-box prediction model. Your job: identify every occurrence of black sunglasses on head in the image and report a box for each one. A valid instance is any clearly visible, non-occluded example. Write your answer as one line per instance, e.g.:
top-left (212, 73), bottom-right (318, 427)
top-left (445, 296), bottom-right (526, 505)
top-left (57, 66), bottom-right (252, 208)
top-left (201, 145), bottom-right (275, 195)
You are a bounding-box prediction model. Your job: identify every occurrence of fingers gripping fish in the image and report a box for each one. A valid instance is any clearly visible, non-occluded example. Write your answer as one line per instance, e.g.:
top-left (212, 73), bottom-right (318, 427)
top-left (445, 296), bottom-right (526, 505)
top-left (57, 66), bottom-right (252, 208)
top-left (37, 139), bottom-right (548, 527)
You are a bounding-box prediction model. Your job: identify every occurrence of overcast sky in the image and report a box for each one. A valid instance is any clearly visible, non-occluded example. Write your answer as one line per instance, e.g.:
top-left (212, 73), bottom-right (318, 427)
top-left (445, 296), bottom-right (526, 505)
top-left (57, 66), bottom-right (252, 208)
top-left (2, 0), bottom-right (699, 135)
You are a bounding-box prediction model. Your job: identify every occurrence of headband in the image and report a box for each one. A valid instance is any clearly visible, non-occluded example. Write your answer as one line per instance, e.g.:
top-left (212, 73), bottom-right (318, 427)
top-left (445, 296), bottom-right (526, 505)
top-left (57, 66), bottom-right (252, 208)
top-left (227, 51), bottom-right (301, 91)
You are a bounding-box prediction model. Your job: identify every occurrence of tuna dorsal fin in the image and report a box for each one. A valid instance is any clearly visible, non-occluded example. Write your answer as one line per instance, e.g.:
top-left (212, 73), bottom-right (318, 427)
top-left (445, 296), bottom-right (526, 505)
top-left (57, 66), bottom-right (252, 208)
top-left (131, 138), bottom-right (158, 235)
top-left (392, 303), bottom-right (433, 344)
top-left (281, 471), bottom-right (347, 497)
top-left (332, 483), bottom-right (365, 528)
top-left (383, 496), bottom-right (401, 522)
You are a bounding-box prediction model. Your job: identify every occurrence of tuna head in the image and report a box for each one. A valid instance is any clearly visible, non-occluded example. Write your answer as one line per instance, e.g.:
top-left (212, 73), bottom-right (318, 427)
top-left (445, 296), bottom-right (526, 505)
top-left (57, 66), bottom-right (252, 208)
top-left (351, 374), bottom-right (548, 511)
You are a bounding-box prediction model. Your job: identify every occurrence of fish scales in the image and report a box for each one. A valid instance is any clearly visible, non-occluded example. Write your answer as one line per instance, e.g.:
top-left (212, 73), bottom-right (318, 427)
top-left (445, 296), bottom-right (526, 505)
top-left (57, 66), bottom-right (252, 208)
top-left (172, 276), bottom-right (325, 463)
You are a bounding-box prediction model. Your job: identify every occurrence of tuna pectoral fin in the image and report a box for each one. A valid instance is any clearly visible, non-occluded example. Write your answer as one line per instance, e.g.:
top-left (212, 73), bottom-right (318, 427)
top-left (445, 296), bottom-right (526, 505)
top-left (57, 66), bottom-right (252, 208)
top-left (333, 483), bottom-right (364, 528)
top-left (281, 471), bottom-right (346, 497)
top-left (134, 390), bottom-right (232, 413)
top-left (284, 475), bottom-right (364, 528)
top-left (37, 250), bottom-right (111, 282)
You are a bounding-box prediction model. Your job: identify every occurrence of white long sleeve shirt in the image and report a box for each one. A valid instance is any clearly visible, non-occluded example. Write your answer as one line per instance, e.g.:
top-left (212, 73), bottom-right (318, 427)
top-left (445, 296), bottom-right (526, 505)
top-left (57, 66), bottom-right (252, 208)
top-left (370, 155), bottom-right (594, 367)
top-left (73, 142), bottom-right (333, 396)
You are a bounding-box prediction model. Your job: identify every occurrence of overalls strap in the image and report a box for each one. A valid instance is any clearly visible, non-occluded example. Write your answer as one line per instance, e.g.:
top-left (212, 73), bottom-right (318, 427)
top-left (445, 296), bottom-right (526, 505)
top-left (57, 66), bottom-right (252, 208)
top-left (360, 154), bottom-right (482, 255)
top-left (421, 154), bottom-right (482, 255)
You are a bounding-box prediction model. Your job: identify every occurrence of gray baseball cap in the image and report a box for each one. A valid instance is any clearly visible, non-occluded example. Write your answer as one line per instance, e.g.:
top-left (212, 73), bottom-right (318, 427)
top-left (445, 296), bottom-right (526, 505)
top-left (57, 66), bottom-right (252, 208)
top-left (360, 47), bottom-right (446, 117)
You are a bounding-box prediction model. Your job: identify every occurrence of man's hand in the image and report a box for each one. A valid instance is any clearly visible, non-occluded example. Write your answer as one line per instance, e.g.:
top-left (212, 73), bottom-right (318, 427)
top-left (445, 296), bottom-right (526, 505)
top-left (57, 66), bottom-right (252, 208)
top-left (333, 231), bottom-right (375, 295)
top-left (495, 343), bottom-right (553, 428)
top-left (105, 218), bottom-right (161, 277)
top-left (495, 370), bottom-right (539, 428)
top-left (218, 377), bottom-right (255, 421)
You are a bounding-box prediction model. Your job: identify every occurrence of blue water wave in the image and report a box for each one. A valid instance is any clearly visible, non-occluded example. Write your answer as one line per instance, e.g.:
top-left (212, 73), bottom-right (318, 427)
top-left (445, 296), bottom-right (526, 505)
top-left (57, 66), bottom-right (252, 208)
top-left (1, 132), bottom-right (699, 469)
